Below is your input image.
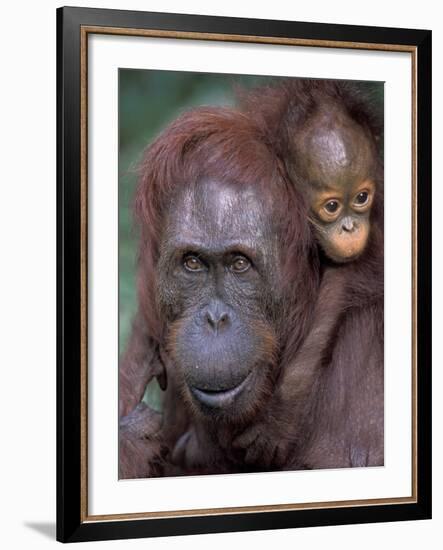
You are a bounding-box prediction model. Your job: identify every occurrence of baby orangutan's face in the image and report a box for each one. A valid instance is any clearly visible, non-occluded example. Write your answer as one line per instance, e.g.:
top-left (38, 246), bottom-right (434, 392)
top-left (309, 178), bottom-right (375, 263)
top-left (295, 104), bottom-right (377, 263)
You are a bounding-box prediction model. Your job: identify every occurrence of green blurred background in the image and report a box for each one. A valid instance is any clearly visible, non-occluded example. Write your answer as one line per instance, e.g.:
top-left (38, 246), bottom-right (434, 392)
top-left (118, 69), bottom-right (383, 409)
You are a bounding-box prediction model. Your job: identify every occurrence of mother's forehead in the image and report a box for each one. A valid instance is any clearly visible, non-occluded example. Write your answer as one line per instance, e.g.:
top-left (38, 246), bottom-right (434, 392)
top-left (164, 179), bottom-right (275, 240)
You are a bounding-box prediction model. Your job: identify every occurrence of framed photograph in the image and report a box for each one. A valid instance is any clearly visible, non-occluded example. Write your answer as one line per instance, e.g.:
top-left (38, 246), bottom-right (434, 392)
top-left (57, 6), bottom-right (432, 543)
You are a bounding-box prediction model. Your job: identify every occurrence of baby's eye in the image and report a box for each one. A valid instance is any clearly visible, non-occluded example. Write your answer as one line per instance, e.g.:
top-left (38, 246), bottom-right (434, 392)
top-left (324, 200), bottom-right (340, 213)
top-left (355, 191), bottom-right (369, 205)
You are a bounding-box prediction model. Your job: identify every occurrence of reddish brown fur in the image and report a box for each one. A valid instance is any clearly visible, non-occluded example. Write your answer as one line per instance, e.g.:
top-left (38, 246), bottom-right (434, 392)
top-left (119, 81), bottom-right (384, 477)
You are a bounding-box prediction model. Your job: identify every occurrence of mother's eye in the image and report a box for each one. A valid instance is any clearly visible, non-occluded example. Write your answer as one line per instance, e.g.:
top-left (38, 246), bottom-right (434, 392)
top-left (183, 255), bottom-right (205, 272)
top-left (230, 256), bottom-right (251, 273)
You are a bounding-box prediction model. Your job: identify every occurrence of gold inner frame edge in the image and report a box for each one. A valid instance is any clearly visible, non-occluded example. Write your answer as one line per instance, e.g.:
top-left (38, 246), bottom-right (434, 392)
top-left (79, 25), bottom-right (418, 523)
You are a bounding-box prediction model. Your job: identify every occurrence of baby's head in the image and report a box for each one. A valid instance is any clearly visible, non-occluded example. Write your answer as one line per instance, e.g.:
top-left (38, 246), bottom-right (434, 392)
top-left (293, 102), bottom-right (378, 263)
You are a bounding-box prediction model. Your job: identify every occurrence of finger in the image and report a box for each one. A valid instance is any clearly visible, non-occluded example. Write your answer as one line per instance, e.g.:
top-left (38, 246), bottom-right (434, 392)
top-left (186, 436), bottom-right (205, 467)
top-left (119, 405), bottom-right (162, 437)
top-left (138, 406), bottom-right (163, 434)
top-left (171, 431), bottom-right (190, 465)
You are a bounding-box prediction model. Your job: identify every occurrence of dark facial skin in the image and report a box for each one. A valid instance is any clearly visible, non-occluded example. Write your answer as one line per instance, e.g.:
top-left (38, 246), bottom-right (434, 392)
top-left (295, 105), bottom-right (376, 263)
top-left (157, 179), bottom-right (281, 422)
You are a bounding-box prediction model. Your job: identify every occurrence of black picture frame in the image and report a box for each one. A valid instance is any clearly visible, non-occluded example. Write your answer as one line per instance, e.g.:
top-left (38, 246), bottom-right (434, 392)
top-left (57, 6), bottom-right (432, 543)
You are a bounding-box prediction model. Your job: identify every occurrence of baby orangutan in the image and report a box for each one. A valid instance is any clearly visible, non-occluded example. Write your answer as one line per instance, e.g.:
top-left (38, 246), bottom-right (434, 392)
top-left (292, 102), bottom-right (377, 263)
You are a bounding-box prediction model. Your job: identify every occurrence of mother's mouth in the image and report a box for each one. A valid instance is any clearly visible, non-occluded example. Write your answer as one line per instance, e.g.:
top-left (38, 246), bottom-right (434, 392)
top-left (190, 373), bottom-right (251, 409)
